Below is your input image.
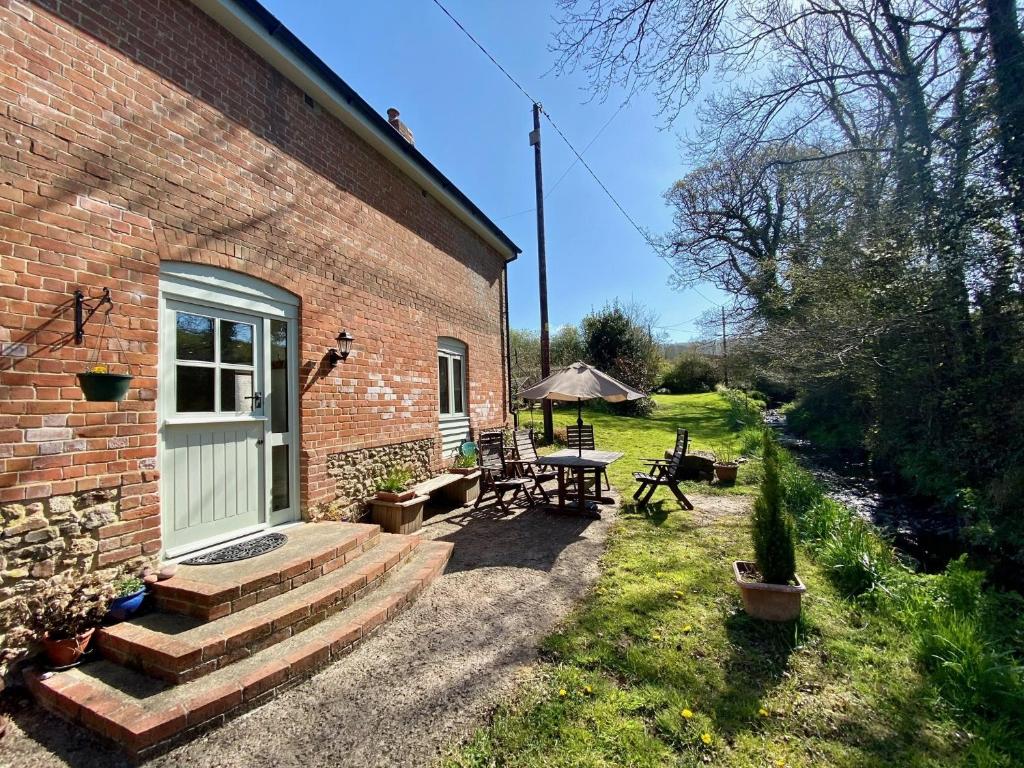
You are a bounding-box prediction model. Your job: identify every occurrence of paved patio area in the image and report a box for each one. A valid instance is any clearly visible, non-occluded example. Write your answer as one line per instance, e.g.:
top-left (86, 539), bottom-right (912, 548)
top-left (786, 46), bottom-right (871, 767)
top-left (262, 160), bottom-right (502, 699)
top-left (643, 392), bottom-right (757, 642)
top-left (2, 489), bottom-right (616, 767)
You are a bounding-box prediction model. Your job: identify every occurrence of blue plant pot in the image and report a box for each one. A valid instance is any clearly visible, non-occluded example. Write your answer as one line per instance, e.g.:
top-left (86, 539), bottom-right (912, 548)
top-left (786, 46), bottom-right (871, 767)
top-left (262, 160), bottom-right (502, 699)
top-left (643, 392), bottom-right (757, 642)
top-left (107, 587), bottom-right (146, 622)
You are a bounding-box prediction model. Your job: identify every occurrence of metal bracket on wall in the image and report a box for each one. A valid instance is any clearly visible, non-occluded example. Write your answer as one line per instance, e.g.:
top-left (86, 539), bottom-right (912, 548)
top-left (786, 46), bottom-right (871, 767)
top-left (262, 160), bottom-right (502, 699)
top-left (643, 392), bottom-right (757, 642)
top-left (73, 287), bottom-right (112, 345)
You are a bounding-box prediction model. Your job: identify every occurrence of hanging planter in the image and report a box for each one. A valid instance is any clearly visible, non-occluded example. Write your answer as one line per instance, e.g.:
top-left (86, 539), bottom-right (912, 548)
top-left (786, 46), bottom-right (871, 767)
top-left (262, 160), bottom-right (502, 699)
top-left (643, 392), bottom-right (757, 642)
top-left (78, 365), bottom-right (133, 402)
top-left (73, 288), bottom-right (134, 402)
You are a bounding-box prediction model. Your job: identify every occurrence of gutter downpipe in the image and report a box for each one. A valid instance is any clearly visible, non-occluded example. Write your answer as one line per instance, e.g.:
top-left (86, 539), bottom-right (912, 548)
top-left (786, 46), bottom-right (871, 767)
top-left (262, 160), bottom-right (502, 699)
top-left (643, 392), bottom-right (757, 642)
top-left (503, 265), bottom-right (513, 424)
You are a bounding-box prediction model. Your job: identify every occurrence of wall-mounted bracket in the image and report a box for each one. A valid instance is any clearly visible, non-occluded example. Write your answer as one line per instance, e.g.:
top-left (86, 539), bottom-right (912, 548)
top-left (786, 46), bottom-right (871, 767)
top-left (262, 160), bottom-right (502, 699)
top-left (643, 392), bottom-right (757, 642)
top-left (74, 288), bottom-right (112, 345)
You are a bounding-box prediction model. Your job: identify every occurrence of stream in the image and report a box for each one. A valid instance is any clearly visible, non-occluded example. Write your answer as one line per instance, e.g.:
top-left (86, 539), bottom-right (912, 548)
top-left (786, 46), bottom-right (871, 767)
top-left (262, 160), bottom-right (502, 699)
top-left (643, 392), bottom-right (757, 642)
top-left (765, 409), bottom-right (962, 573)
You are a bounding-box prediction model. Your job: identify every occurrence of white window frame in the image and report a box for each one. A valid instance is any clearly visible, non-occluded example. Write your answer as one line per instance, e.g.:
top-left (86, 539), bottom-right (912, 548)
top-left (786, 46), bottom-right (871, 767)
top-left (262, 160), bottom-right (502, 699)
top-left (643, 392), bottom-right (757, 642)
top-left (438, 338), bottom-right (468, 419)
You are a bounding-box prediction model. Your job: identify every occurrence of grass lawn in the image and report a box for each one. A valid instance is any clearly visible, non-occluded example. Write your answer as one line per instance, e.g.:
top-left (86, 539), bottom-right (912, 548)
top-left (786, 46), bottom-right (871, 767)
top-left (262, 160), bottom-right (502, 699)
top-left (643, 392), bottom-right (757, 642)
top-left (525, 392), bottom-right (760, 496)
top-left (447, 394), bottom-right (981, 768)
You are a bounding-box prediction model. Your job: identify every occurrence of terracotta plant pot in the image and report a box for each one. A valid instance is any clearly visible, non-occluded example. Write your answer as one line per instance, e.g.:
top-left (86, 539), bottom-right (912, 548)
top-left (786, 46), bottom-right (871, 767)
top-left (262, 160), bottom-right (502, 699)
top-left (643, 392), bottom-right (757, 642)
top-left (42, 627), bottom-right (96, 667)
top-left (77, 372), bottom-right (132, 402)
top-left (714, 462), bottom-right (739, 484)
top-left (374, 489), bottom-right (415, 503)
top-left (733, 561), bottom-right (805, 622)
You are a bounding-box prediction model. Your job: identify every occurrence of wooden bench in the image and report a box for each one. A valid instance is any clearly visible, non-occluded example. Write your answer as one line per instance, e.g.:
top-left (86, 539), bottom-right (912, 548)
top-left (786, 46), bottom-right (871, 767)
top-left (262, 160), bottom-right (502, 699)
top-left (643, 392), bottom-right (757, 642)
top-left (371, 471), bottom-right (482, 534)
top-left (415, 471), bottom-right (481, 506)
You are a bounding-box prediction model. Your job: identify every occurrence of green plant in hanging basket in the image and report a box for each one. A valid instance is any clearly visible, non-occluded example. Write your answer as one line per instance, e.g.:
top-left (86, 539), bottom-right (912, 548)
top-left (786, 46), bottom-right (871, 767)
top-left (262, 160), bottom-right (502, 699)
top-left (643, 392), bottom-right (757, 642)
top-left (78, 363), bottom-right (133, 402)
top-left (77, 299), bottom-right (134, 402)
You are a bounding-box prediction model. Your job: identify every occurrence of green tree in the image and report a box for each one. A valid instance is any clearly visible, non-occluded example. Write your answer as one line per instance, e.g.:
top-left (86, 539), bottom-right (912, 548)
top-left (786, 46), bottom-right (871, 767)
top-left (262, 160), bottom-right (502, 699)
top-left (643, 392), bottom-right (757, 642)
top-left (752, 433), bottom-right (797, 585)
top-left (661, 351), bottom-right (719, 393)
top-left (550, 324), bottom-right (586, 367)
top-left (582, 303), bottom-right (661, 415)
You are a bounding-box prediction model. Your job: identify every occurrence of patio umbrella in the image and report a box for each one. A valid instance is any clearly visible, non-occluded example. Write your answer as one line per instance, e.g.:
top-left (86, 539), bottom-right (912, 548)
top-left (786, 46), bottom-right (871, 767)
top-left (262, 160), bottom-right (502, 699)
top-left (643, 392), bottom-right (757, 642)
top-left (519, 362), bottom-right (646, 456)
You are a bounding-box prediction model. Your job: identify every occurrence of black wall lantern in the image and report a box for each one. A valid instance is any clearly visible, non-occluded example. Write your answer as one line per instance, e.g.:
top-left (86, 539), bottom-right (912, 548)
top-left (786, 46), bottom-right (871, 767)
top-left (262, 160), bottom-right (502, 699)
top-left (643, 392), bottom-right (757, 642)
top-left (327, 330), bottom-right (354, 367)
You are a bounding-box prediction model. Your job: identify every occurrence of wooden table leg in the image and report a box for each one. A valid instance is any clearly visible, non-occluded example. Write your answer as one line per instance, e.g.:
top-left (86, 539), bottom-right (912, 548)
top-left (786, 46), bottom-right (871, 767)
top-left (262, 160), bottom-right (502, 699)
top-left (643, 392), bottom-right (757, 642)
top-left (575, 467), bottom-right (586, 514)
top-left (557, 466), bottom-right (566, 510)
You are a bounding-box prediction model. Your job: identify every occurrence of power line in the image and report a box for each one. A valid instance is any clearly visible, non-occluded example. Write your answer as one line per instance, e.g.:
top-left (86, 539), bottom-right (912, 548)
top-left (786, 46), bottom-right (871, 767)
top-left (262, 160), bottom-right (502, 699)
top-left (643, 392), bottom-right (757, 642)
top-left (429, 0), bottom-right (727, 311)
top-left (430, 0), bottom-right (537, 104)
top-left (545, 104), bottom-right (624, 198)
top-left (498, 104), bottom-right (624, 220)
top-left (539, 107), bottom-right (658, 250)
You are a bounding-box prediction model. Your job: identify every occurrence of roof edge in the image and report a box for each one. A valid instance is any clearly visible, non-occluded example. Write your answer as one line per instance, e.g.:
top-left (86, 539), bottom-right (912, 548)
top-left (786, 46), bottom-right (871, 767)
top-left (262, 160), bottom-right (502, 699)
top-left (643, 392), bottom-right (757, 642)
top-left (190, 0), bottom-right (520, 262)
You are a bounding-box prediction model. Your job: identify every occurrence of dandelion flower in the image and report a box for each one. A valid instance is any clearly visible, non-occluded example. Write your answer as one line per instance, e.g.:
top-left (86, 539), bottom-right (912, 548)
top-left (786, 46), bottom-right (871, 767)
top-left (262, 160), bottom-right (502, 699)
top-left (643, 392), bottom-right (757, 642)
top-left (652, 632), bottom-right (662, 641)
top-left (682, 624), bottom-right (692, 633)
top-left (759, 707), bottom-right (770, 717)
top-left (701, 732), bottom-right (713, 745)
top-left (681, 708), bottom-right (694, 719)
top-left (584, 685), bottom-right (593, 694)
top-left (558, 688), bottom-right (567, 697)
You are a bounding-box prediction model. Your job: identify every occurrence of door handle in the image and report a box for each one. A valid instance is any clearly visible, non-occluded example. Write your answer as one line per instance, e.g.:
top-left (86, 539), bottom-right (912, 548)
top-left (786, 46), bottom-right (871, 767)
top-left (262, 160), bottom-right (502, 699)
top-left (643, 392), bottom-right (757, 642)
top-left (245, 391), bottom-right (263, 409)
top-left (256, 438), bottom-right (264, 446)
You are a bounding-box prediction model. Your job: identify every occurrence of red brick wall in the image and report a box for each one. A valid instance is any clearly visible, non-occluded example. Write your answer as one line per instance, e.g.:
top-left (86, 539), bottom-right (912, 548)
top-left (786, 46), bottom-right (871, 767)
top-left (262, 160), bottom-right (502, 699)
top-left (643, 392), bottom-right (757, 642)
top-left (0, 0), bottom-right (510, 571)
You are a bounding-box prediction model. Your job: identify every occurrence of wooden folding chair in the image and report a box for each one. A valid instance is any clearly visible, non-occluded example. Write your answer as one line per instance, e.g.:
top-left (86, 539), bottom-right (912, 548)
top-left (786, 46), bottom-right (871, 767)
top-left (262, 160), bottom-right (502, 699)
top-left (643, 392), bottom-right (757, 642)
top-left (632, 428), bottom-right (694, 509)
top-left (474, 431), bottom-right (534, 513)
top-left (508, 428), bottom-right (557, 503)
top-left (566, 423), bottom-right (610, 491)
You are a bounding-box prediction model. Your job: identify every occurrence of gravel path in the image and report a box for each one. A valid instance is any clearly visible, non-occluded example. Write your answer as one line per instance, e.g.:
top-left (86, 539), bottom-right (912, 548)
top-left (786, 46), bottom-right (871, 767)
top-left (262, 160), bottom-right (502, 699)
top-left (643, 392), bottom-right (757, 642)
top-left (2, 492), bottom-right (616, 768)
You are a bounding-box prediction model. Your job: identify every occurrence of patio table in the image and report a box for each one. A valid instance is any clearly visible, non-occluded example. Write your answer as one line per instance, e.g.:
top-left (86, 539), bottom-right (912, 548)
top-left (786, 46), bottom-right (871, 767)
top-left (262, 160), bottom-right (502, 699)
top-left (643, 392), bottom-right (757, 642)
top-left (535, 449), bottom-right (624, 518)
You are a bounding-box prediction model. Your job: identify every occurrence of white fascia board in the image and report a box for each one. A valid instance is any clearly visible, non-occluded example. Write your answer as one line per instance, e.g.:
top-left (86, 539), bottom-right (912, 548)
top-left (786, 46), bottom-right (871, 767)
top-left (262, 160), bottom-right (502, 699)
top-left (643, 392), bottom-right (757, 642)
top-left (190, 0), bottom-right (518, 262)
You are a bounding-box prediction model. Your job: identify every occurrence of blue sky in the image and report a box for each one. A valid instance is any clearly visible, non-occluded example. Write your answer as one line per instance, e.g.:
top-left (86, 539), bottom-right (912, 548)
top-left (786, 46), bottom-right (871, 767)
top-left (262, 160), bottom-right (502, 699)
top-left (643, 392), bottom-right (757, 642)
top-left (260, 0), bottom-right (727, 341)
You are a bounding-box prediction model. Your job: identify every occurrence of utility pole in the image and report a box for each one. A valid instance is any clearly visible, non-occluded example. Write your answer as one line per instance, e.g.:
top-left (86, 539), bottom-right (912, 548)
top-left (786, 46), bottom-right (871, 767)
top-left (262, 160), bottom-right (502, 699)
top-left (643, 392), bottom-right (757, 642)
top-left (721, 307), bottom-right (729, 388)
top-left (530, 102), bottom-right (553, 443)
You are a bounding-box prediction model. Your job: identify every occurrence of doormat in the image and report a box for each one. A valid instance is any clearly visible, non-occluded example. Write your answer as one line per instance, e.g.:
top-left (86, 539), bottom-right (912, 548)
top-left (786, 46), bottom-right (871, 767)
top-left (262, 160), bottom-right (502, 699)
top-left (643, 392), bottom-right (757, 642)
top-left (181, 532), bottom-right (288, 565)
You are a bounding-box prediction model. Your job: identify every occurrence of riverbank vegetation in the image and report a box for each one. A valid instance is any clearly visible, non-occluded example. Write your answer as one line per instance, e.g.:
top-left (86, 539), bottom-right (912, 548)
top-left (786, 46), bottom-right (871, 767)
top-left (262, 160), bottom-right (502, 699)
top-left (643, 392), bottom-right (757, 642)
top-left (449, 393), bottom-right (1023, 767)
top-left (773, 433), bottom-right (1024, 761)
top-left (548, 0), bottom-right (1024, 580)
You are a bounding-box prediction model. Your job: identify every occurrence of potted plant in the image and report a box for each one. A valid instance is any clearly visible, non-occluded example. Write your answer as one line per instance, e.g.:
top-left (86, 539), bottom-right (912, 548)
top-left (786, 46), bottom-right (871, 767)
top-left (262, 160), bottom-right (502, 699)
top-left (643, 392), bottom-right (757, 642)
top-left (733, 434), bottom-right (805, 621)
top-left (450, 444), bottom-right (478, 475)
top-left (374, 467), bottom-right (415, 502)
top-left (77, 363), bottom-right (133, 402)
top-left (107, 575), bottom-right (147, 622)
top-left (712, 442), bottom-right (740, 484)
top-left (13, 573), bottom-right (115, 667)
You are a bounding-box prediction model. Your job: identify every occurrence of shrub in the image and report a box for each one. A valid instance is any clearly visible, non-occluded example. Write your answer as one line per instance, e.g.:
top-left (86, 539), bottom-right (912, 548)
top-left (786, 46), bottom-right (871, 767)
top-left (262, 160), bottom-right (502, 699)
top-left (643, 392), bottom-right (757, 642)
top-left (751, 433), bottom-right (797, 585)
top-left (720, 388), bottom-right (764, 432)
top-left (661, 353), bottom-right (720, 394)
top-left (10, 573), bottom-right (115, 641)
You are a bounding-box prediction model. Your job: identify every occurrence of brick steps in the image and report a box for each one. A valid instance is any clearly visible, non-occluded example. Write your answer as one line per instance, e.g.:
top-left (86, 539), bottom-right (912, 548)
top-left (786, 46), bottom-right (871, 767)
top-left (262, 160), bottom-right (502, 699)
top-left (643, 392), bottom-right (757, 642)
top-left (26, 538), bottom-right (454, 758)
top-left (96, 533), bottom-right (420, 684)
top-left (152, 522), bottom-right (381, 620)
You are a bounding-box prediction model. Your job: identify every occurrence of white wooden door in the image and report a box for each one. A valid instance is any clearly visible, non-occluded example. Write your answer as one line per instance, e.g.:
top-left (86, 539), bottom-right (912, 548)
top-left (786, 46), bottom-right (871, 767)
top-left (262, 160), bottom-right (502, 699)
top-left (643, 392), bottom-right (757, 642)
top-left (161, 300), bottom-right (267, 556)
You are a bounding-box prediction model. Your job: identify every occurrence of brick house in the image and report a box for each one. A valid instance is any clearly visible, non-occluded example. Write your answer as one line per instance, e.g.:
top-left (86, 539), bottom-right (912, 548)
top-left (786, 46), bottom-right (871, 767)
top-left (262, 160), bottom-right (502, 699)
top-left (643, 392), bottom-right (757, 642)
top-left (0, 0), bottom-right (518, 712)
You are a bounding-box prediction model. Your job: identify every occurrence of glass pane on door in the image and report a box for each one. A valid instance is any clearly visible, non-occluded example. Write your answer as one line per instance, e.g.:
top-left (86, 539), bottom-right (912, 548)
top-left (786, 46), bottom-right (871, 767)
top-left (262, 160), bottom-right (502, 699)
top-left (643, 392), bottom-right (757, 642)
top-left (270, 319), bottom-right (288, 433)
top-left (176, 366), bottom-right (215, 411)
top-left (271, 444), bottom-right (290, 512)
top-left (220, 320), bottom-right (254, 364)
top-left (221, 369), bottom-right (254, 412)
top-left (176, 314), bottom-right (214, 361)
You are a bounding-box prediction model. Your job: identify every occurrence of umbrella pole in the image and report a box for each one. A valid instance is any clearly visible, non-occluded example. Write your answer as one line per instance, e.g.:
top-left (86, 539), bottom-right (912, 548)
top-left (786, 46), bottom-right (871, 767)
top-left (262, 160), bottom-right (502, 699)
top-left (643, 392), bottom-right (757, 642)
top-left (577, 398), bottom-right (583, 457)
